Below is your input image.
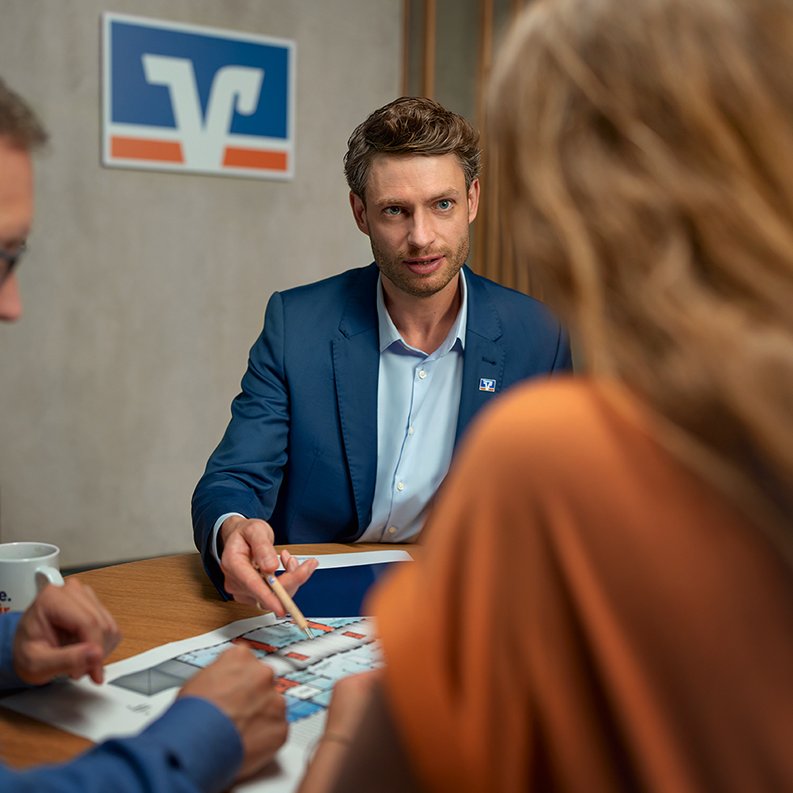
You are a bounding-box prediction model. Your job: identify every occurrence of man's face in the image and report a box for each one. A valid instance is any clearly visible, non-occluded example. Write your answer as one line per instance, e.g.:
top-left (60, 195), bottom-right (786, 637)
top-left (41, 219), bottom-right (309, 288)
top-left (350, 153), bottom-right (479, 303)
top-left (0, 138), bottom-right (33, 322)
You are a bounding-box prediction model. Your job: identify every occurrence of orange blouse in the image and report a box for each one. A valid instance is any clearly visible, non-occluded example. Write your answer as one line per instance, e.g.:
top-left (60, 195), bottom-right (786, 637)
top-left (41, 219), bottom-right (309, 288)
top-left (371, 379), bottom-right (793, 792)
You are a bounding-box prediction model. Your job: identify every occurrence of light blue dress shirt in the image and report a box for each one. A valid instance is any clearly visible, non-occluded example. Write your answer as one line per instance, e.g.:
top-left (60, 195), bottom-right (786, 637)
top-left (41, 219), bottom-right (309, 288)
top-left (212, 271), bottom-right (468, 555)
top-left (357, 271), bottom-right (467, 542)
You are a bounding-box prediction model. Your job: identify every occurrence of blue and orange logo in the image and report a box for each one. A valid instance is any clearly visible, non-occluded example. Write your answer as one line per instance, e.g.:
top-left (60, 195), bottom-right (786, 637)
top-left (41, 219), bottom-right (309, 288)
top-left (479, 378), bottom-right (496, 392)
top-left (102, 13), bottom-right (295, 179)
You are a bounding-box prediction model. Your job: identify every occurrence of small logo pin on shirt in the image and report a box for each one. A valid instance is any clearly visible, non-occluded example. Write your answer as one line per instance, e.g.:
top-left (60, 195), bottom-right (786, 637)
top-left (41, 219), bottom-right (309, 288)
top-left (479, 378), bottom-right (496, 392)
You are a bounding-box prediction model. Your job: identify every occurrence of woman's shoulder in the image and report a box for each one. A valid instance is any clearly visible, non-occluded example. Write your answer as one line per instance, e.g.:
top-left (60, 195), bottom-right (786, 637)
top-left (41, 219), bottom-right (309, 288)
top-left (455, 376), bottom-right (678, 508)
top-left (470, 376), bottom-right (649, 453)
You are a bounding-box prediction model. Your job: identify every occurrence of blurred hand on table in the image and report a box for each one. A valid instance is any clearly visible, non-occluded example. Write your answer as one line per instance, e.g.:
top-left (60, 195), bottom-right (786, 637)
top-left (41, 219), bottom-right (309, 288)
top-left (13, 578), bottom-right (121, 686)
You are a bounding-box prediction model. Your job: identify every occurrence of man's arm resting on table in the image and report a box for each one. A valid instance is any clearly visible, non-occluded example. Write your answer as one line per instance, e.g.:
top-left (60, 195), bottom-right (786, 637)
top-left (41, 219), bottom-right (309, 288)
top-left (1, 644), bottom-right (288, 793)
top-left (0, 696), bottom-right (242, 793)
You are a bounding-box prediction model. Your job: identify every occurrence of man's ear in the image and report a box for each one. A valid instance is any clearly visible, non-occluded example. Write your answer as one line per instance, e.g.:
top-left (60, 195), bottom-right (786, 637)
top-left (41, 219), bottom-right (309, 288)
top-left (467, 178), bottom-right (481, 224)
top-left (350, 191), bottom-right (370, 235)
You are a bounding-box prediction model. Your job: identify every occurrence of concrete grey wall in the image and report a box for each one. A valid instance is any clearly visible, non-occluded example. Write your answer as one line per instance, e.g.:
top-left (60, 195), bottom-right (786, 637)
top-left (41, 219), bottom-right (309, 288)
top-left (0, 0), bottom-right (402, 567)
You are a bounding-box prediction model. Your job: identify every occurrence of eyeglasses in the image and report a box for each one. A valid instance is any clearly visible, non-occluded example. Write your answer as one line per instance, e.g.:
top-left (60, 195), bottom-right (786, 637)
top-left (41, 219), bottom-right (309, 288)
top-left (0, 241), bottom-right (26, 286)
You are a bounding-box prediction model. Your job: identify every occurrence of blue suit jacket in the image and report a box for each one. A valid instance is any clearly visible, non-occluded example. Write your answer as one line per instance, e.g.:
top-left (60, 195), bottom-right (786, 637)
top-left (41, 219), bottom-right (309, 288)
top-left (192, 264), bottom-right (571, 595)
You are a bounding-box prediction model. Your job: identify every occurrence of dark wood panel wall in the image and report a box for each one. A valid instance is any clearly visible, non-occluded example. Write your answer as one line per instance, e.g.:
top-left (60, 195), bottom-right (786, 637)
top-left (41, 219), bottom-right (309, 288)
top-left (401, 0), bottom-right (538, 296)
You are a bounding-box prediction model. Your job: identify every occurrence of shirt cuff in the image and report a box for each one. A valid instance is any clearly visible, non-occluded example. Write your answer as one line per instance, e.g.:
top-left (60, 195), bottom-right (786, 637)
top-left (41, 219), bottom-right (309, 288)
top-left (211, 513), bottom-right (246, 565)
top-left (141, 696), bottom-right (243, 793)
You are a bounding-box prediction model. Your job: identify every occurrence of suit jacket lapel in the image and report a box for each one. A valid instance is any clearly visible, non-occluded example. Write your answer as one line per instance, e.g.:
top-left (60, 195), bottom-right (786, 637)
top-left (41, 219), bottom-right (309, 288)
top-left (332, 264), bottom-right (380, 531)
top-left (455, 268), bottom-right (506, 445)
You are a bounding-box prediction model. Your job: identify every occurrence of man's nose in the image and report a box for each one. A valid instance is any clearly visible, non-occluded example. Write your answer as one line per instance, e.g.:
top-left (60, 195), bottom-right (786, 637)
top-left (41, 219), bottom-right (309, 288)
top-left (407, 210), bottom-right (436, 250)
top-left (0, 273), bottom-right (23, 322)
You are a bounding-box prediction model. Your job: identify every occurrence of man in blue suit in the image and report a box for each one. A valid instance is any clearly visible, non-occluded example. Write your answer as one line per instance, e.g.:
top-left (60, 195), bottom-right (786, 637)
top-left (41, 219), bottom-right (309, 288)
top-left (192, 97), bottom-right (572, 610)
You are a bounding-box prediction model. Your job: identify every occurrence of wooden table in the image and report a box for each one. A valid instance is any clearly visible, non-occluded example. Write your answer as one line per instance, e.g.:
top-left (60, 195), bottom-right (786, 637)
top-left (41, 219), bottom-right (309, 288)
top-left (0, 544), bottom-right (402, 769)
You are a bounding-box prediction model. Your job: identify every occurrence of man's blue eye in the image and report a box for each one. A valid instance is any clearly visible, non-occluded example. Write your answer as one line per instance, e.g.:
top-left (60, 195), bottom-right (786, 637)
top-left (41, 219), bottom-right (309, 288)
top-left (384, 207), bottom-right (402, 216)
top-left (437, 199), bottom-right (452, 210)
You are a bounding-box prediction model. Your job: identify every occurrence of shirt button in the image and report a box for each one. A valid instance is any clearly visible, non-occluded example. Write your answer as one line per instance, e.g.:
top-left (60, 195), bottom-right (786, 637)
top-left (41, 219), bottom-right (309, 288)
top-left (387, 526), bottom-right (397, 536)
top-left (408, 425), bottom-right (414, 436)
top-left (418, 369), bottom-right (427, 380)
top-left (396, 481), bottom-right (405, 492)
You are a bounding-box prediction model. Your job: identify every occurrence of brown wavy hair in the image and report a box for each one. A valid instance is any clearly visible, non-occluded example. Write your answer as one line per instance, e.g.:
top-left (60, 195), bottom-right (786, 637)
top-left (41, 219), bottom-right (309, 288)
top-left (489, 0), bottom-right (793, 539)
top-left (0, 78), bottom-right (48, 150)
top-left (344, 96), bottom-right (481, 200)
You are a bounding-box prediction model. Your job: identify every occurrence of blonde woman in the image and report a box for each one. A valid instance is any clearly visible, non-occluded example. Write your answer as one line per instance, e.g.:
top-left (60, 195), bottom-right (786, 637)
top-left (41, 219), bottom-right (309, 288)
top-left (300, 0), bottom-right (793, 790)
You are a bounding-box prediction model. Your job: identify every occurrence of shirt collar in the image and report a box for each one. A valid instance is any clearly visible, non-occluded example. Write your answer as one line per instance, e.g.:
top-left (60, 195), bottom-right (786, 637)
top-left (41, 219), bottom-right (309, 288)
top-left (376, 269), bottom-right (468, 355)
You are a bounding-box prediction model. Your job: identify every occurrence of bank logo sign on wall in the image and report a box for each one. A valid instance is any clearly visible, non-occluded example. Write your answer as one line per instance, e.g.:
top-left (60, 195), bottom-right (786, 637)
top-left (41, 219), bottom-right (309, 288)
top-left (102, 13), bottom-right (295, 179)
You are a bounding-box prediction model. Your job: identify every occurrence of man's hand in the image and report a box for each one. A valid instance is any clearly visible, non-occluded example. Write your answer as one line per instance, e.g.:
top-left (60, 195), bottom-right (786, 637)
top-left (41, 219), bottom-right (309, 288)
top-left (179, 645), bottom-right (288, 780)
top-left (13, 578), bottom-right (121, 685)
top-left (219, 516), bottom-right (318, 613)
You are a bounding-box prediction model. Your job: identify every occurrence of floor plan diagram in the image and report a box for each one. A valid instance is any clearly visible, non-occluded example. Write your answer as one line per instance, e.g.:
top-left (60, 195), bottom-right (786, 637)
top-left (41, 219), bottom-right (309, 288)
top-left (111, 617), bottom-right (380, 729)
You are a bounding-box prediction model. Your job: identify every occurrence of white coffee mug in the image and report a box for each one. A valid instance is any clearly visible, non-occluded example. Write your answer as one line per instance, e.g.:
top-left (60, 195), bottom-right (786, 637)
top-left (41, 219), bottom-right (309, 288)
top-left (0, 542), bottom-right (64, 614)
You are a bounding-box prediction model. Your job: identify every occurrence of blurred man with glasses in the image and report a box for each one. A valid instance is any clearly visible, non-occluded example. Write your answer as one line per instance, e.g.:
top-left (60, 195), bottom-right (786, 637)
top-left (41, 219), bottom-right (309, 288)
top-left (0, 78), bottom-right (37, 322)
top-left (0, 77), bottom-right (289, 793)
top-left (0, 241), bottom-right (26, 287)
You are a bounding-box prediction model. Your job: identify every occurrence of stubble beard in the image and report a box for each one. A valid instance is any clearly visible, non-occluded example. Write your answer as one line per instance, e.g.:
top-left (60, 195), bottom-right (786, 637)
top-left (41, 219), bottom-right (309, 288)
top-left (372, 233), bottom-right (470, 299)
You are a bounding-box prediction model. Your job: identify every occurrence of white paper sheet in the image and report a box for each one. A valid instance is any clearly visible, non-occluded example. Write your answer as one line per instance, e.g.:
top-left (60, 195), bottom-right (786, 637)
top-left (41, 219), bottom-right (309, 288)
top-left (277, 549), bottom-right (413, 569)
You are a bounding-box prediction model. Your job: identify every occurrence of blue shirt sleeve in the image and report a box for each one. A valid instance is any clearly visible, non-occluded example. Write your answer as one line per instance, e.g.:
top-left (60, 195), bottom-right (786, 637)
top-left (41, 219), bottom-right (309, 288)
top-left (0, 696), bottom-right (243, 793)
top-left (0, 612), bottom-right (28, 690)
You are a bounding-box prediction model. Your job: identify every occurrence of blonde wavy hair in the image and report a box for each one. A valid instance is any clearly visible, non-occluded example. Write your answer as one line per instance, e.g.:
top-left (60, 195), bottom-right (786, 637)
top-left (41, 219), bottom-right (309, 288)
top-left (489, 0), bottom-right (793, 539)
